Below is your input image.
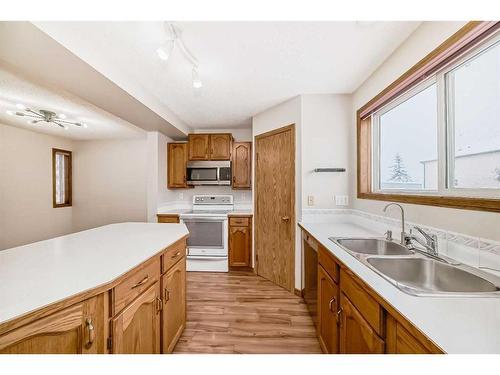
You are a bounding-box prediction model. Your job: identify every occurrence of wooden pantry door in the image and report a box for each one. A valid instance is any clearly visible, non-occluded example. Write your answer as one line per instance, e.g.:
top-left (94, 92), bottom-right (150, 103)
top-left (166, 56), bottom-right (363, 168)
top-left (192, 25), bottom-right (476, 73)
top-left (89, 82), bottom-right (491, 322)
top-left (255, 124), bottom-right (295, 292)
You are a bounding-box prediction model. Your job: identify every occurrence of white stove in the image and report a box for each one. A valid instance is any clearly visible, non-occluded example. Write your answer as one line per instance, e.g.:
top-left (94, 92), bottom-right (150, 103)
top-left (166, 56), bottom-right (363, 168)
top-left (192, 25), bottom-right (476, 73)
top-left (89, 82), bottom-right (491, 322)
top-left (180, 195), bottom-right (233, 272)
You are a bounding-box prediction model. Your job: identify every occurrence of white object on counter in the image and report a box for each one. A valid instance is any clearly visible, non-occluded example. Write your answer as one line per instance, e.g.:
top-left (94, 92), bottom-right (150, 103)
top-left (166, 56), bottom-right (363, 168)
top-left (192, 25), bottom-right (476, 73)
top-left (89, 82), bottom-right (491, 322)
top-left (0, 222), bottom-right (189, 326)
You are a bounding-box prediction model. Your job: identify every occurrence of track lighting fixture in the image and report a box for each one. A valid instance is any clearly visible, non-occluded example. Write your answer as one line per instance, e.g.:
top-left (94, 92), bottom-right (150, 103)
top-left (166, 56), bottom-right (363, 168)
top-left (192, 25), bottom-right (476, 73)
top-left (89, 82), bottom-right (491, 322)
top-left (157, 22), bottom-right (202, 90)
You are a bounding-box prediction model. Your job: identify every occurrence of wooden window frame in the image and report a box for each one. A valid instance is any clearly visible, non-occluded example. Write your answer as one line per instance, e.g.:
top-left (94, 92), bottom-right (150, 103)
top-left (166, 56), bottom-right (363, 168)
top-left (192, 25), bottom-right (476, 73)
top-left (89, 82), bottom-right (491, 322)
top-left (357, 21), bottom-right (500, 213)
top-left (52, 148), bottom-right (72, 208)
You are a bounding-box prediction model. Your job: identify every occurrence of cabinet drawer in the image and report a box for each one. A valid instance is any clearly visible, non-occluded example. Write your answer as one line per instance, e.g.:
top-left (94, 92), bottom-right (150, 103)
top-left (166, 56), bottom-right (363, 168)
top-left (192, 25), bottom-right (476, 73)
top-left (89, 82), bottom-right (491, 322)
top-left (318, 245), bottom-right (339, 283)
top-left (229, 217), bottom-right (250, 226)
top-left (157, 214), bottom-right (180, 223)
top-left (113, 257), bottom-right (160, 315)
top-left (340, 269), bottom-right (383, 335)
top-left (161, 239), bottom-right (186, 273)
top-left (303, 231), bottom-right (318, 250)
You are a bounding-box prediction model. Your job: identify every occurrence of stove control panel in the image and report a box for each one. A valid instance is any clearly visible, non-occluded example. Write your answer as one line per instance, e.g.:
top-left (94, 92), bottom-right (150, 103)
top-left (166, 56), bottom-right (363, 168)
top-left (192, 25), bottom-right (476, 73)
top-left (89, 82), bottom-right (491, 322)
top-left (193, 194), bottom-right (234, 205)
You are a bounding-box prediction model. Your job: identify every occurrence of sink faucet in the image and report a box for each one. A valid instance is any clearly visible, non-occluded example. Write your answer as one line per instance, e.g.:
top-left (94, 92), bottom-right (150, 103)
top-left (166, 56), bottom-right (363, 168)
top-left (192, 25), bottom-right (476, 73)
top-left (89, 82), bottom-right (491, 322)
top-left (383, 203), bottom-right (406, 245)
top-left (409, 226), bottom-right (439, 257)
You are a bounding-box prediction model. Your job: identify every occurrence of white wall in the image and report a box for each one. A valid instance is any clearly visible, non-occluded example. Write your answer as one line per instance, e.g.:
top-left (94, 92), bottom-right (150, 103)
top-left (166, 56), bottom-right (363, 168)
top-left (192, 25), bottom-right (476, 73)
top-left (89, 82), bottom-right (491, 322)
top-left (71, 138), bottom-right (148, 231)
top-left (350, 21), bottom-right (500, 242)
top-left (301, 94), bottom-right (351, 209)
top-left (0, 123), bottom-right (74, 250)
top-left (252, 96), bottom-right (303, 289)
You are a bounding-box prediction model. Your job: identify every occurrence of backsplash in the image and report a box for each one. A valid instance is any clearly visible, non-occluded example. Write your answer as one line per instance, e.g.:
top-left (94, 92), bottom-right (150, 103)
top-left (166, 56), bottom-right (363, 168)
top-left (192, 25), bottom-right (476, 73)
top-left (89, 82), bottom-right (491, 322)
top-left (302, 208), bottom-right (500, 274)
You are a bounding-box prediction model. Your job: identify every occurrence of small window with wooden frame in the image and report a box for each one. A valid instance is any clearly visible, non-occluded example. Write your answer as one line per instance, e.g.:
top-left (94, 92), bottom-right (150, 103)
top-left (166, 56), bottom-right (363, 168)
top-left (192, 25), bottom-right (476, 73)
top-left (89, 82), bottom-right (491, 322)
top-left (357, 21), bottom-right (500, 213)
top-left (52, 148), bottom-right (72, 208)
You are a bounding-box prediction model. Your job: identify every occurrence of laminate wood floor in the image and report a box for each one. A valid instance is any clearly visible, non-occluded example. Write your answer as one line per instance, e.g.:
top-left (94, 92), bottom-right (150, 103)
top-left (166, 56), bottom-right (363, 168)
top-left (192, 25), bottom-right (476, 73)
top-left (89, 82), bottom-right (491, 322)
top-left (173, 271), bottom-right (322, 354)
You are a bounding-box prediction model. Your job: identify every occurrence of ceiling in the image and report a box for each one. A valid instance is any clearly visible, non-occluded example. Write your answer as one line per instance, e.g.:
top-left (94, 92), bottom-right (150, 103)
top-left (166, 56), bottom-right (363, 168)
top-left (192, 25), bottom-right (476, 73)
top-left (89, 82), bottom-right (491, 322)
top-left (0, 22), bottom-right (188, 140)
top-left (34, 21), bottom-right (421, 129)
top-left (0, 63), bottom-right (145, 140)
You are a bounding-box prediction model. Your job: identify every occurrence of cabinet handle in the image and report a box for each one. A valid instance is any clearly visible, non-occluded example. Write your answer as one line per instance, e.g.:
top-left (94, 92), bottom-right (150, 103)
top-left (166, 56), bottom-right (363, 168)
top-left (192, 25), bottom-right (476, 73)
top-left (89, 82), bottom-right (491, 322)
top-left (233, 176), bottom-right (236, 183)
top-left (156, 297), bottom-right (163, 312)
top-left (171, 251), bottom-right (181, 259)
top-left (85, 318), bottom-right (95, 347)
top-left (164, 288), bottom-right (170, 302)
top-left (328, 297), bottom-right (336, 313)
top-left (337, 307), bottom-right (343, 327)
top-left (131, 275), bottom-right (149, 289)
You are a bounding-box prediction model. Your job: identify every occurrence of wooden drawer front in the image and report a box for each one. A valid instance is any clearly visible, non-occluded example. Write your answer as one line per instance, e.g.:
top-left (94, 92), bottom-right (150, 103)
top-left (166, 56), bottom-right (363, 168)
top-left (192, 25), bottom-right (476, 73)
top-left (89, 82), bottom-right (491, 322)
top-left (318, 245), bottom-right (339, 283)
top-left (157, 214), bottom-right (180, 223)
top-left (229, 217), bottom-right (250, 226)
top-left (161, 239), bottom-right (186, 273)
top-left (340, 269), bottom-right (383, 335)
top-left (113, 258), bottom-right (160, 314)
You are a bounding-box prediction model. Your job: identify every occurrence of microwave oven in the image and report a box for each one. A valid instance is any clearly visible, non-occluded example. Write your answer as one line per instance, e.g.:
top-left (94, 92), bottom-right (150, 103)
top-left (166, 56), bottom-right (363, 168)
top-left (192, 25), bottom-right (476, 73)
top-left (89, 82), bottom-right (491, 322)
top-left (186, 161), bottom-right (232, 185)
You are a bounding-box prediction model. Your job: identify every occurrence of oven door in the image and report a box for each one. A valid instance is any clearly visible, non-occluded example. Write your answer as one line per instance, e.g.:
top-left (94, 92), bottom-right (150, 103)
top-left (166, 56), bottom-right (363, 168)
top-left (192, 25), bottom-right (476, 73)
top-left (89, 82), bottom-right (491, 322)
top-left (186, 167), bottom-right (218, 185)
top-left (182, 217), bottom-right (228, 257)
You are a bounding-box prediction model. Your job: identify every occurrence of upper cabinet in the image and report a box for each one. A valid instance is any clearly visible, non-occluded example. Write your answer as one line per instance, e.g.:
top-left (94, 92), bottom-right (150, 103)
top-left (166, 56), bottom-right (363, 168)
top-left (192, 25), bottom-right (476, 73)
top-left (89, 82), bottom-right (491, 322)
top-left (232, 142), bottom-right (252, 189)
top-left (188, 134), bottom-right (210, 160)
top-left (167, 143), bottom-right (190, 189)
top-left (210, 134), bottom-right (232, 160)
top-left (188, 133), bottom-right (233, 161)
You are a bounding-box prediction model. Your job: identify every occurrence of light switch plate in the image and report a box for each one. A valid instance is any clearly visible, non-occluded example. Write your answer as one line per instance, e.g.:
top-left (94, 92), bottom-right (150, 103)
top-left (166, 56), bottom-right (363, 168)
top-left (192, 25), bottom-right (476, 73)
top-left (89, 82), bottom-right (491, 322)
top-left (307, 195), bottom-right (314, 206)
top-left (335, 195), bottom-right (349, 206)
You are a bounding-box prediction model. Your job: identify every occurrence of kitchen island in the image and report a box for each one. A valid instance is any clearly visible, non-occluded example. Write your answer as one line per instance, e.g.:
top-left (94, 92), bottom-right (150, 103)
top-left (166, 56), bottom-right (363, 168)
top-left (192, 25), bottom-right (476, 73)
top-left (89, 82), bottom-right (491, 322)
top-left (0, 222), bottom-right (189, 354)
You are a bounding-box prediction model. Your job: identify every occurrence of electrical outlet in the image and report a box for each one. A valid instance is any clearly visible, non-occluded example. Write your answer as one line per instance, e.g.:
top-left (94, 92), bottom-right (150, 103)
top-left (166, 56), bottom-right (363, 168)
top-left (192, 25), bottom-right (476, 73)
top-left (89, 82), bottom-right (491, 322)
top-left (178, 192), bottom-right (184, 200)
top-left (307, 195), bottom-right (314, 206)
top-left (335, 195), bottom-right (349, 206)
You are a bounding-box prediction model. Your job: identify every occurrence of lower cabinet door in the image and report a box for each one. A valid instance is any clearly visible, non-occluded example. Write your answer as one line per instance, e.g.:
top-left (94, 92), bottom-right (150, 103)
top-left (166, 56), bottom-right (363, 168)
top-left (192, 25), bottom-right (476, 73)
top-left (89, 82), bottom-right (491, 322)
top-left (339, 293), bottom-right (384, 354)
top-left (111, 282), bottom-right (161, 354)
top-left (317, 265), bottom-right (339, 353)
top-left (229, 225), bottom-right (251, 267)
top-left (161, 258), bottom-right (186, 353)
top-left (0, 295), bottom-right (104, 354)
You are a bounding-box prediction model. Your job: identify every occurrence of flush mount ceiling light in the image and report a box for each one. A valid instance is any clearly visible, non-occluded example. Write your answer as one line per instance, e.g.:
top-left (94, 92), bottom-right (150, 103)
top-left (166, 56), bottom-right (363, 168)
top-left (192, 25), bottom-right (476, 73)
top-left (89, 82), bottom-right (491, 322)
top-left (7, 106), bottom-right (87, 130)
top-left (157, 22), bottom-right (203, 89)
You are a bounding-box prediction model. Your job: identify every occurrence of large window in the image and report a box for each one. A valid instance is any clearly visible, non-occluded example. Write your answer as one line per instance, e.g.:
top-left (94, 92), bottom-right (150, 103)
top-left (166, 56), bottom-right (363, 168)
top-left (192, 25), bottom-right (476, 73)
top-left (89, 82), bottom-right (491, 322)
top-left (52, 148), bottom-right (72, 207)
top-left (357, 22), bottom-right (500, 212)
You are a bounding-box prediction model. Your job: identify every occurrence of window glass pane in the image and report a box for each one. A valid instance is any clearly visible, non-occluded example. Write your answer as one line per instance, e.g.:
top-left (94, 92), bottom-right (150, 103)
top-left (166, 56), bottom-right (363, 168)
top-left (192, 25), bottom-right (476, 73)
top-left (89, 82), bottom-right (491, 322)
top-left (55, 153), bottom-right (64, 204)
top-left (447, 40), bottom-right (500, 189)
top-left (379, 83), bottom-right (438, 190)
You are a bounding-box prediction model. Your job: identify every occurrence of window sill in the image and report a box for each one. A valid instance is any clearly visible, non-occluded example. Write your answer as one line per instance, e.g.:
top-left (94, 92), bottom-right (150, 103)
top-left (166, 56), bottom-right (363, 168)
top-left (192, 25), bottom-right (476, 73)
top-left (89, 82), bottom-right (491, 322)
top-left (357, 192), bottom-right (500, 213)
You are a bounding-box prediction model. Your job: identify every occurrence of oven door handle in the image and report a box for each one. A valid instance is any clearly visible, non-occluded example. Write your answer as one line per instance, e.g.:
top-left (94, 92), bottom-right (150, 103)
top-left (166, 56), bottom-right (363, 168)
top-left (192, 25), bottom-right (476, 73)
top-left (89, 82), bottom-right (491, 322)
top-left (181, 217), bottom-right (227, 222)
top-left (187, 256), bottom-right (227, 260)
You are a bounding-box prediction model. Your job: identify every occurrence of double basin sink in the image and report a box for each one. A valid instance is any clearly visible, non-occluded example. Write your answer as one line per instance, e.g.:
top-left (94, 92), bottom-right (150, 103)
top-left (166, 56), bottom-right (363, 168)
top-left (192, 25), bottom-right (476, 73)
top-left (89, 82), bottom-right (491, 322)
top-left (329, 238), bottom-right (500, 297)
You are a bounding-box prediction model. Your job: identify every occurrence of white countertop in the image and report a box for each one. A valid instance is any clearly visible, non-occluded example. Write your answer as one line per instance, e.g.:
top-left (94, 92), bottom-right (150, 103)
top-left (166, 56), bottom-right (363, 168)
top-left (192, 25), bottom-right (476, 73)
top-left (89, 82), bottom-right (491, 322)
top-left (300, 221), bottom-right (500, 354)
top-left (0, 223), bottom-right (189, 326)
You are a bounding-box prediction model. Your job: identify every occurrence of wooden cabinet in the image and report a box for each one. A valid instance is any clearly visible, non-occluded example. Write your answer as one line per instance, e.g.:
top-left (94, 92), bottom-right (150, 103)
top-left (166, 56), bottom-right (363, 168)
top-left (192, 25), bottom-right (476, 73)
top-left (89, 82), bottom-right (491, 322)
top-left (339, 294), bottom-right (384, 354)
top-left (232, 142), bottom-right (252, 189)
top-left (188, 134), bottom-right (210, 160)
top-left (228, 215), bottom-right (252, 268)
top-left (210, 134), bottom-right (232, 160)
top-left (161, 257), bottom-right (186, 353)
top-left (167, 143), bottom-right (189, 188)
top-left (317, 265), bottom-right (339, 354)
top-left (111, 282), bottom-right (161, 354)
top-left (0, 295), bottom-right (105, 354)
top-left (188, 133), bottom-right (232, 161)
top-left (157, 214), bottom-right (180, 223)
top-left (0, 238), bottom-right (187, 355)
top-left (300, 228), bottom-right (444, 355)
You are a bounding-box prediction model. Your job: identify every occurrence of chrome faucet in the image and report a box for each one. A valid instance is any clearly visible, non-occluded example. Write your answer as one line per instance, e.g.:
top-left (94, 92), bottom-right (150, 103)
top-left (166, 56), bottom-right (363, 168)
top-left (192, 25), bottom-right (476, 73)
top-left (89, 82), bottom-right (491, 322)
top-left (383, 203), bottom-right (406, 245)
top-left (409, 226), bottom-right (439, 257)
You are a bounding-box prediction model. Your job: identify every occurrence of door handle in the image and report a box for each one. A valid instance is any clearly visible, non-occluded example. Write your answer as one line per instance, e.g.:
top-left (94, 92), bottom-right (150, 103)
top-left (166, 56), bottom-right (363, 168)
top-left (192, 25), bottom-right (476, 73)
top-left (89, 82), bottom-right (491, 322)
top-left (85, 318), bottom-right (95, 348)
top-left (337, 307), bottom-right (343, 327)
top-left (328, 297), bottom-right (336, 313)
top-left (281, 216), bottom-right (290, 222)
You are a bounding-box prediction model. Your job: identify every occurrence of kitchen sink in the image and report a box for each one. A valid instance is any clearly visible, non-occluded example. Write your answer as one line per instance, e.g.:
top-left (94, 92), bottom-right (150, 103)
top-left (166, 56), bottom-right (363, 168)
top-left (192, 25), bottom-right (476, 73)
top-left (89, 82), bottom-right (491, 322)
top-left (332, 238), bottom-right (413, 256)
top-left (367, 257), bottom-right (500, 294)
